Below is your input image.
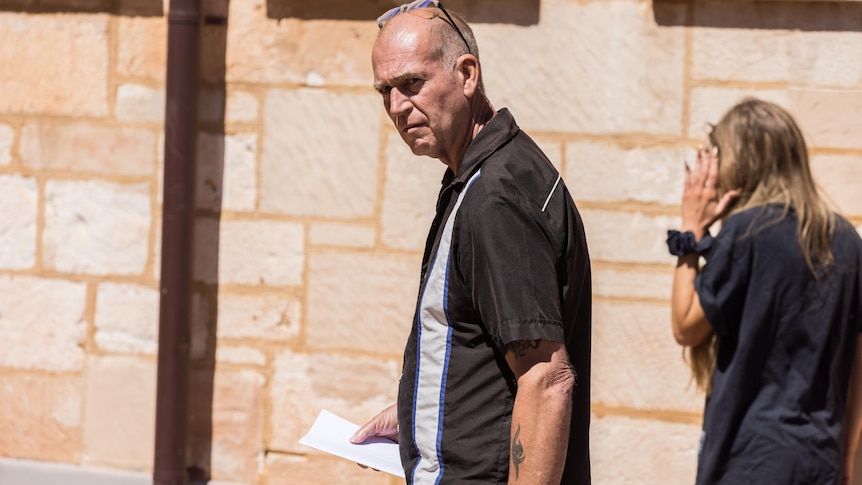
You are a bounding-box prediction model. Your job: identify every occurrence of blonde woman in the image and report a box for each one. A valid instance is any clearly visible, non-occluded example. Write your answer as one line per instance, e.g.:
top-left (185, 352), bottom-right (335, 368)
top-left (670, 98), bottom-right (862, 484)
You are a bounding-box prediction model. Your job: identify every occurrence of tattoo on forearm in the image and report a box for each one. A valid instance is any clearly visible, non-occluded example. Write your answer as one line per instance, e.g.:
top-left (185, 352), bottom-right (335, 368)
top-left (509, 339), bottom-right (541, 359)
top-left (512, 424), bottom-right (525, 479)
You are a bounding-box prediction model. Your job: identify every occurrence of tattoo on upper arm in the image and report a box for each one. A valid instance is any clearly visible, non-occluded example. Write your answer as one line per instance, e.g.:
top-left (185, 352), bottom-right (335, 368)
top-left (512, 424), bottom-right (525, 479)
top-left (508, 339), bottom-right (541, 359)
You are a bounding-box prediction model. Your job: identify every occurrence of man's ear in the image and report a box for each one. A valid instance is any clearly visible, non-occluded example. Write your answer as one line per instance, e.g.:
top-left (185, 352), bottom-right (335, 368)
top-left (457, 55), bottom-right (480, 98)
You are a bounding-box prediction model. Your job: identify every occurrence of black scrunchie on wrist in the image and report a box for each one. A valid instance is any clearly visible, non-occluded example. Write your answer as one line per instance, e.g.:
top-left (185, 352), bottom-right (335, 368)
top-left (667, 230), bottom-right (714, 257)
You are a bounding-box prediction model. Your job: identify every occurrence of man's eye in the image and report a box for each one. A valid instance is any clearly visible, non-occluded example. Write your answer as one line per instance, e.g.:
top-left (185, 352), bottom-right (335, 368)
top-left (378, 86), bottom-right (392, 95)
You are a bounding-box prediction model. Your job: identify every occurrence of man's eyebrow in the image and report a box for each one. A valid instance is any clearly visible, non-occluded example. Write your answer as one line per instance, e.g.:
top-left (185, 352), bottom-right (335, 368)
top-left (374, 71), bottom-right (427, 91)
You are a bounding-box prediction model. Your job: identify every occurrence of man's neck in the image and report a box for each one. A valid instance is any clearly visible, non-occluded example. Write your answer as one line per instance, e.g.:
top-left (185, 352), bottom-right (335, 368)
top-left (442, 95), bottom-right (496, 174)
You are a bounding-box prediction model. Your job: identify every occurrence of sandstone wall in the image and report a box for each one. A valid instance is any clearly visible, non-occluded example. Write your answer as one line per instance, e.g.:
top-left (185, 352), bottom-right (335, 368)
top-left (0, 0), bottom-right (860, 483)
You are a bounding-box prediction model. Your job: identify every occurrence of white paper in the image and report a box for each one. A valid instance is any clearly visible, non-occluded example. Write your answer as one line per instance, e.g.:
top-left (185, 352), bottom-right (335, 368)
top-left (298, 409), bottom-right (404, 478)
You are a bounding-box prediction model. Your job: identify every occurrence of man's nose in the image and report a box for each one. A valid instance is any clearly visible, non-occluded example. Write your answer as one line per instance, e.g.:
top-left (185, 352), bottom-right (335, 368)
top-left (388, 89), bottom-right (411, 117)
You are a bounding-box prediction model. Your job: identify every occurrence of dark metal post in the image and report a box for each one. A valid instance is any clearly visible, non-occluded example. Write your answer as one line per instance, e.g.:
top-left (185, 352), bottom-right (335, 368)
top-left (154, 0), bottom-right (201, 483)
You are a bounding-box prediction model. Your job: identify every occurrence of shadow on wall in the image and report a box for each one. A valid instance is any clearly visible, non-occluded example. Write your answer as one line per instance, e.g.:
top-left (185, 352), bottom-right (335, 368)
top-left (265, 0), bottom-right (541, 25)
top-left (0, 0), bottom-right (163, 15)
top-left (654, 0), bottom-right (862, 32)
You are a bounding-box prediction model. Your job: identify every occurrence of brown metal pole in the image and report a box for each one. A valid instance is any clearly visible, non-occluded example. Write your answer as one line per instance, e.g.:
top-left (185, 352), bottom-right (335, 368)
top-left (154, 0), bottom-right (201, 484)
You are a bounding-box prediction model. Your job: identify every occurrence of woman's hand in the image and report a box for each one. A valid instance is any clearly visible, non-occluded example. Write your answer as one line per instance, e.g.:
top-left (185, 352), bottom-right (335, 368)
top-left (681, 145), bottom-right (740, 240)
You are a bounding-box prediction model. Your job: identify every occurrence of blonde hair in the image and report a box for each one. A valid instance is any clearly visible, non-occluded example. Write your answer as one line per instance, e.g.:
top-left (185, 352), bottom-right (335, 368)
top-left (688, 98), bottom-right (836, 393)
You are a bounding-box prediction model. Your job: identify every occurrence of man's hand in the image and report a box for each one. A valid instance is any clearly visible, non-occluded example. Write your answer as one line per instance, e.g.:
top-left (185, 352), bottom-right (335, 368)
top-left (350, 403), bottom-right (399, 444)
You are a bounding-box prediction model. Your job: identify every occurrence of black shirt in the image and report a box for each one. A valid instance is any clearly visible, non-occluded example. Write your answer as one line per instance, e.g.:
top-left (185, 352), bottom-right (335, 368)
top-left (695, 204), bottom-right (862, 484)
top-left (397, 109), bottom-right (592, 484)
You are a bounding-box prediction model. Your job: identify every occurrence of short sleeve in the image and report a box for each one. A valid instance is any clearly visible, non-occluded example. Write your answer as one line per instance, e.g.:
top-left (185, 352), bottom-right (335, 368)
top-left (457, 192), bottom-right (566, 351)
top-left (695, 224), bottom-right (752, 339)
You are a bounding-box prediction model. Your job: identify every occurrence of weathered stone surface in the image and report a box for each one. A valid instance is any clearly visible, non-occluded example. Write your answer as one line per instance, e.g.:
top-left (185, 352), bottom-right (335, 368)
top-left (116, 83), bottom-right (165, 123)
top-left (196, 132), bottom-right (258, 212)
top-left (269, 350), bottom-right (400, 453)
top-left (20, 122), bottom-right (156, 176)
top-left (0, 374), bottom-right (83, 463)
top-left (266, 454), bottom-right (395, 485)
top-left (0, 276), bottom-right (86, 371)
top-left (226, 90), bottom-right (259, 123)
top-left (791, 90), bottom-right (862, 151)
top-left (479, 0), bottom-right (686, 134)
top-left (0, 123), bottom-right (13, 165)
top-left (306, 251), bottom-right (418, 354)
top-left (260, 89), bottom-right (380, 218)
top-left (225, 0), bottom-right (377, 86)
top-left (94, 282), bottom-right (159, 355)
top-left (209, 369), bottom-right (265, 483)
top-left (117, 15), bottom-right (167, 81)
top-left (566, 142), bottom-right (688, 205)
top-left (0, 14), bottom-right (108, 116)
top-left (43, 180), bottom-right (151, 275)
top-left (82, 355), bottom-right (155, 470)
top-left (591, 414), bottom-right (700, 485)
top-left (692, 3), bottom-right (862, 87)
top-left (812, 154), bottom-right (862, 217)
top-left (309, 222), bottom-right (377, 248)
top-left (591, 301), bottom-right (703, 412)
top-left (215, 346), bottom-right (266, 366)
top-left (0, 174), bottom-right (37, 270)
top-left (592, 266), bottom-right (673, 301)
top-left (379, 132), bottom-right (443, 251)
top-left (193, 218), bottom-right (304, 286)
top-left (216, 291), bottom-right (301, 341)
top-left (580, 209), bottom-right (678, 264)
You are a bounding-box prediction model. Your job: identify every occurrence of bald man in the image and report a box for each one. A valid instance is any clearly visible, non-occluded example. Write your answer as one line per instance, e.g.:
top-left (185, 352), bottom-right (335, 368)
top-left (351, 4), bottom-right (592, 484)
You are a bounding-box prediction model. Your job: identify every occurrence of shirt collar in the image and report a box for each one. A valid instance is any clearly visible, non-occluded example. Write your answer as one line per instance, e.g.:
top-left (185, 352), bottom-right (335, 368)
top-left (445, 108), bottom-right (519, 189)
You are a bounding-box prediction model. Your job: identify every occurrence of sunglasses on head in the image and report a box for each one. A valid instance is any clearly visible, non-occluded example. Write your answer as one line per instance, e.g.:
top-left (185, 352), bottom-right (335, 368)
top-left (377, 0), bottom-right (472, 55)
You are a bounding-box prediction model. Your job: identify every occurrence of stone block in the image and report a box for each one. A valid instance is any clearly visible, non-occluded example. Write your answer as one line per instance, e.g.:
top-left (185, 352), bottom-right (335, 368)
top-left (269, 350), bottom-right (400, 452)
top-left (812, 154), bottom-right (862, 217)
top-left (591, 301), bottom-right (703, 412)
top-left (687, 87), bottom-right (788, 139)
top-left (0, 275), bottom-right (86, 371)
top-left (209, 369), bottom-right (265, 483)
top-left (533, 137), bottom-right (563, 173)
top-left (0, 174), bottom-right (37, 270)
top-left (225, 0), bottom-right (377, 86)
top-left (580, 209), bottom-right (678, 264)
top-left (43, 180), bottom-right (151, 276)
top-left (195, 132), bottom-right (260, 212)
top-left (309, 222), bottom-right (377, 248)
top-left (791, 90), bottom-right (862, 151)
top-left (94, 282), bottom-right (159, 355)
top-left (591, 414), bottom-right (700, 485)
top-left (82, 355), bottom-right (156, 470)
top-left (592, 266), bottom-right (673, 301)
top-left (692, 3), bottom-right (862, 87)
top-left (116, 83), bottom-right (166, 123)
top-left (226, 90), bottom-right (259, 123)
top-left (479, 1), bottom-right (685, 134)
top-left (193, 218), bottom-right (304, 286)
top-left (117, 15), bottom-right (167, 81)
top-left (215, 346), bottom-right (266, 366)
top-left (0, 374), bottom-right (83, 463)
top-left (379, 132), bottom-right (444, 251)
top-left (223, 133), bottom-right (257, 212)
top-left (216, 291), bottom-right (301, 341)
top-left (566, 141), bottom-right (688, 205)
top-left (266, 454), bottom-right (395, 485)
top-left (0, 123), bottom-right (13, 165)
top-left (260, 89), bottom-right (380, 218)
top-left (0, 14), bottom-right (108, 116)
top-left (20, 122), bottom-right (156, 177)
top-left (306, 251), bottom-right (418, 354)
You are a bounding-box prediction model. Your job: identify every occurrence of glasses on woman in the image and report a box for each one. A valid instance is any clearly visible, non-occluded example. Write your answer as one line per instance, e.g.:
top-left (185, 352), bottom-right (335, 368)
top-left (377, 0), bottom-right (472, 55)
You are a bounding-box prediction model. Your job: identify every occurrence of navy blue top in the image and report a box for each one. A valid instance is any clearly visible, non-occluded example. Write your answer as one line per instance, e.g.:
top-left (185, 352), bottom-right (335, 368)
top-left (695, 204), bottom-right (862, 484)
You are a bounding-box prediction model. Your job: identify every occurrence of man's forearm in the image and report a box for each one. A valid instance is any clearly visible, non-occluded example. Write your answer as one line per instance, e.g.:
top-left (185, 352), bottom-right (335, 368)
top-left (507, 362), bottom-right (573, 484)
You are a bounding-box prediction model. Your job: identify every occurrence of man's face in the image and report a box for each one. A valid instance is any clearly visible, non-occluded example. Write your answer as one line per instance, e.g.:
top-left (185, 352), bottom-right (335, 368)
top-left (372, 17), bottom-right (465, 161)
